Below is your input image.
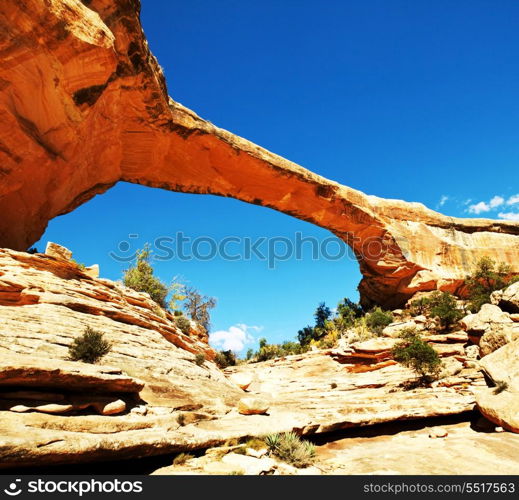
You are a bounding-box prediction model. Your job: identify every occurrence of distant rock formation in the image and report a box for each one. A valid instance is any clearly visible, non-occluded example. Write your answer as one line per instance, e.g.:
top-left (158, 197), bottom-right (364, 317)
top-left (0, 0), bottom-right (518, 307)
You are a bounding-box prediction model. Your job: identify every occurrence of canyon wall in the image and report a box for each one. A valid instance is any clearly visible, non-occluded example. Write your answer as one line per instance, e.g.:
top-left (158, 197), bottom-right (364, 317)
top-left (0, 0), bottom-right (518, 307)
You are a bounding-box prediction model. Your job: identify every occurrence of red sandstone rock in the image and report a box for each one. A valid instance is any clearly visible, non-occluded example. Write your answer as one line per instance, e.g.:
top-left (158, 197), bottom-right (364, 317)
top-left (0, 0), bottom-right (517, 307)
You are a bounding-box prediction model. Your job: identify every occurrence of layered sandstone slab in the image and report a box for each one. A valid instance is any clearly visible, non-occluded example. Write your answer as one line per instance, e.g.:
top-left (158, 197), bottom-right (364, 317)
top-left (0, 353), bottom-right (144, 393)
top-left (0, 0), bottom-right (518, 308)
top-left (0, 248), bottom-right (242, 412)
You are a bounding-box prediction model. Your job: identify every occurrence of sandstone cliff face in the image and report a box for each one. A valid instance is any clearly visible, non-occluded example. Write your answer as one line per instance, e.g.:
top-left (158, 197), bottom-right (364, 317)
top-left (0, 0), bottom-right (518, 307)
top-left (0, 248), bottom-right (490, 469)
top-left (0, 248), bottom-right (242, 411)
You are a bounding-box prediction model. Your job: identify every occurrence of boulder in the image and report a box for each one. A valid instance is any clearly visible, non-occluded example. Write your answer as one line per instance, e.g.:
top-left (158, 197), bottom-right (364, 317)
top-left (83, 264), bottom-right (100, 279)
top-left (498, 282), bottom-right (519, 313)
top-left (476, 388), bottom-right (519, 434)
top-left (460, 304), bottom-right (512, 334)
top-left (237, 397), bottom-right (270, 415)
top-left (464, 345), bottom-right (479, 360)
top-left (229, 373), bottom-right (253, 391)
top-left (382, 321), bottom-right (421, 338)
top-left (44, 242), bottom-right (72, 261)
top-left (479, 325), bottom-right (519, 357)
top-left (479, 340), bottom-right (519, 390)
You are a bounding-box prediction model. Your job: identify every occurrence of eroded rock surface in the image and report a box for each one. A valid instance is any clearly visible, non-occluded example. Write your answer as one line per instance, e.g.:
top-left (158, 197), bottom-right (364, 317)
top-left (0, 0), bottom-right (518, 307)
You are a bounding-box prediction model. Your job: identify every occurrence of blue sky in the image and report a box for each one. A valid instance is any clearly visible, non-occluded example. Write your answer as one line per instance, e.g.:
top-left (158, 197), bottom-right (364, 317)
top-left (37, 0), bottom-right (519, 354)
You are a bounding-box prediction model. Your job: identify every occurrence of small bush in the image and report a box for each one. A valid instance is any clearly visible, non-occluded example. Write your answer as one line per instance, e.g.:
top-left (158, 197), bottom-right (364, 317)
top-left (173, 453), bottom-right (194, 466)
top-left (392, 332), bottom-right (441, 381)
top-left (123, 245), bottom-right (170, 308)
top-left (215, 350), bottom-right (237, 369)
top-left (465, 257), bottom-right (516, 312)
top-left (176, 316), bottom-right (192, 335)
top-left (173, 310), bottom-right (183, 317)
top-left (265, 432), bottom-right (316, 468)
top-left (493, 380), bottom-right (509, 395)
top-left (194, 353), bottom-right (205, 366)
top-left (429, 291), bottom-right (463, 330)
top-left (409, 296), bottom-right (431, 316)
top-left (176, 413), bottom-right (186, 426)
top-left (365, 307), bottom-right (393, 333)
top-left (71, 258), bottom-right (86, 270)
top-left (330, 382), bottom-right (338, 389)
top-left (68, 327), bottom-right (111, 364)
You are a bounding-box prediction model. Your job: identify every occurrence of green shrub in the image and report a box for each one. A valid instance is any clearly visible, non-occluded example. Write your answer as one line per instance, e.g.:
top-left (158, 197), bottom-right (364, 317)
top-left (173, 310), bottom-right (183, 317)
top-left (465, 257), bottom-right (516, 312)
top-left (392, 331), bottom-right (441, 381)
top-left (365, 307), bottom-right (393, 333)
top-left (172, 452), bottom-right (193, 466)
top-left (409, 296), bottom-right (431, 316)
top-left (429, 291), bottom-right (463, 330)
top-left (176, 316), bottom-right (192, 335)
top-left (68, 327), bottom-right (111, 364)
top-left (337, 298), bottom-right (363, 327)
top-left (297, 326), bottom-right (315, 346)
top-left (194, 353), bottom-right (205, 366)
top-left (215, 350), bottom-right (237, 369)
top-left (265, 432), bottom-right (316, 468)
top-left (493, 380), bottom-right (509, 395)
top-left (183, 286), bottom-right (216, 332)
top-left (71, 258), bottom-right (86, 270)
top-left (123, 245), bottom-right (169, 308)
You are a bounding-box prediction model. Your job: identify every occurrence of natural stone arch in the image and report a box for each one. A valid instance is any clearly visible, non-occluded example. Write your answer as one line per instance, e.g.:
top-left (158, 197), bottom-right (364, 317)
top-left (0, 0), bottom-right (518, 308)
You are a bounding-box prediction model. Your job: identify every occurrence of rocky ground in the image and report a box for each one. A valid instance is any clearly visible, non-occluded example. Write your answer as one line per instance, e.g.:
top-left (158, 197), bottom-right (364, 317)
top-left (0, 245), bottom-right (518, 474)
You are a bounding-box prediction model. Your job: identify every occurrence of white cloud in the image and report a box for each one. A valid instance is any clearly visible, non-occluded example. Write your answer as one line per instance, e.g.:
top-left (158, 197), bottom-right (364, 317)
top-left (498, 212), bottom-right (519, 221)
top-left (489, 195), bottom-right (504, 208)
top-left (507, 194), bottom-right (519, 206)
top-left (467, 201), bottom-right (490, 214)
top-left (438, 195), bottom-right (449, 208)
top-left (209, 324), bottom-right (262, 353)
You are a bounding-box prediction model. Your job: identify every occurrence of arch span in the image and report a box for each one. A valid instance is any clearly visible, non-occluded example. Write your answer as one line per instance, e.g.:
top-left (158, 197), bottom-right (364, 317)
top-left (0, 0), bottom-right (518, 308)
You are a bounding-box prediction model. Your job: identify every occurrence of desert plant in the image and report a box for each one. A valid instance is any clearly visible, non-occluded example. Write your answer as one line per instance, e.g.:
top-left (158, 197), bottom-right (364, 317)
top-left (392, 331), bottom-right (441, 381)
top-left (71, 258), bottom-right (86, 270)
top-left (314, 302), bottom-right (332, 329)
top-left (176, 413), bottom-right (186, 426)
top-left (176, 316), bottom-right (192, 335)
top-left (330, 382), bottom-right (338, 389)
top-left (194, 353), bottom-right (205, 366)
top-left (172, 452), bottom-right (193, 466)
top-left (266, 432), bottom-right (316, 468)
top-left (183, 286), bottom-right (216, 331)
top-left (409, 296), bottom-right (431, 316)
top-left (465, 257), bottom-right (517, 312)
top-left (429, 291), bottom-right (463, 330)
top-left (215, 350), bottom-right (237, 369)
top-left (173, 310), bottom-right (183, 317)
top-left (68, 327), bottom-right (111, 364)
top-left (297, 325), bottom-right (315, 346)
top-left (123, 245), bottom-right (169, 308)
top-left (337, 297), bottom-right (363, 327)
top-left (365, 307), bottom-right (393, 333)
top-left (493, 380), bottom-right (509, 395)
